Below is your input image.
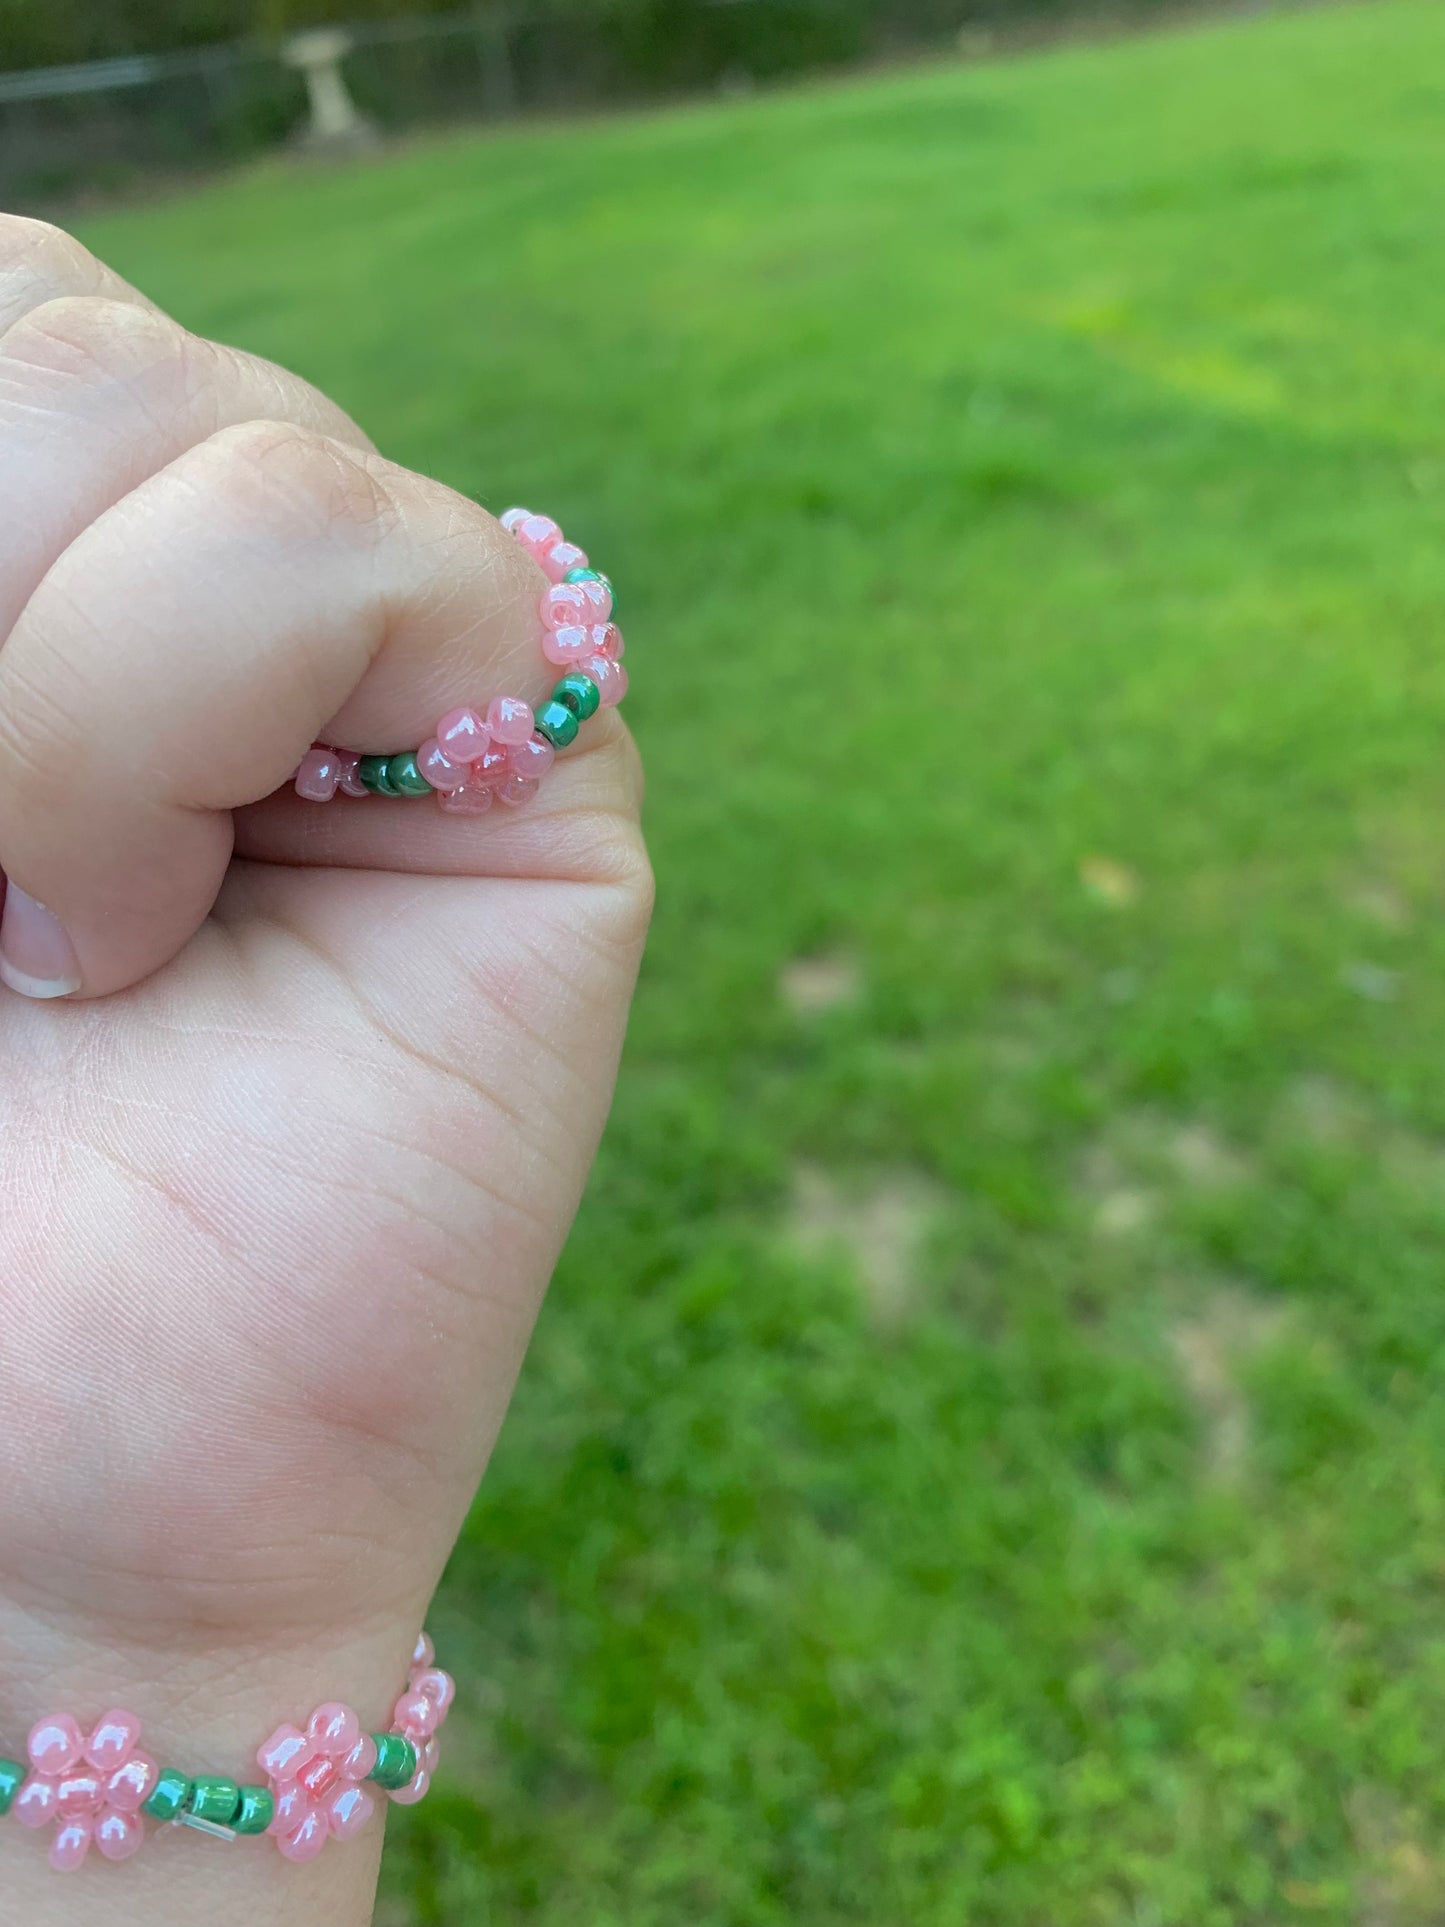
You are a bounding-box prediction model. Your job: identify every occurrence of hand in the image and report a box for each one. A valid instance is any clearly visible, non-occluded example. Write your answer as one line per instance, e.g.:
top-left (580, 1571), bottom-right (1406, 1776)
top-left (0, 216), bottom-right (651, 1924)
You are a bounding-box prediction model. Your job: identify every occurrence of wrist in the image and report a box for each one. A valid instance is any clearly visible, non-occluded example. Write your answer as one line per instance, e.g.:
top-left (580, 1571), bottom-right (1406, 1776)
top-left (0, 1592), bottom-right (441, 1925)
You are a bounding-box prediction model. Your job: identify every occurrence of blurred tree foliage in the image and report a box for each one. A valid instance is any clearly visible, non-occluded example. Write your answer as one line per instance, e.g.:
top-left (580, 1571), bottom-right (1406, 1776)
top-left (0, 0), bottom-right (478, 67)
top-left (0, 0), bottom-right (1161, 71)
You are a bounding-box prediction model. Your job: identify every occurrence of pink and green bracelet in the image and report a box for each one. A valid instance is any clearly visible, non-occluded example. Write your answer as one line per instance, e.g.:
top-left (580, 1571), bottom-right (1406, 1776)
top-left (292, 506), bottom-right (628, 812)
top-left (0, 1634), bottom-right (452, 1872)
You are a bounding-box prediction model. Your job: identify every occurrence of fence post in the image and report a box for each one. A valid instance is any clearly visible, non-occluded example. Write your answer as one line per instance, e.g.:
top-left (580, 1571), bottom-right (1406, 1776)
top-left (473, 3), bottom-right (519, 117)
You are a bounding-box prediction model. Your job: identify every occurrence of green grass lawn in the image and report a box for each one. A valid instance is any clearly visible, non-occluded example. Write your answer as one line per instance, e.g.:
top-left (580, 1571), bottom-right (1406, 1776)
top-left (76, 2), bottom-right (1445, 1917)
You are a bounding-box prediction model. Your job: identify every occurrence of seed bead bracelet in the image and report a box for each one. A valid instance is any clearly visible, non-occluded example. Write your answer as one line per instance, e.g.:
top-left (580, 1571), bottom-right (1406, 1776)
top-left (0, 1634), bottom-right (453, 1872)
top-left (292, 507), bottom-right (628, 814)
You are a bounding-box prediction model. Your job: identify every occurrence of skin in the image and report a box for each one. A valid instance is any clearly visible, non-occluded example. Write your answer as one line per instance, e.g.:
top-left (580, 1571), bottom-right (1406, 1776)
top-left (0, 215), bottom-right (653, 1923)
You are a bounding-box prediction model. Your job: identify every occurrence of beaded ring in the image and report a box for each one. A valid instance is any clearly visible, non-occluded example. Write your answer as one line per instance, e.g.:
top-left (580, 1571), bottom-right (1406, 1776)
top-left (292, 507), bottom-right (627, 814)
top-left (0, 1634), bottom-right (452, 1871)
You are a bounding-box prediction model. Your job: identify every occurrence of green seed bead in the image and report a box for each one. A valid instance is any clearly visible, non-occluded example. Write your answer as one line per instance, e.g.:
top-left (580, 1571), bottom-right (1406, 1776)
top-left (143, 1768), bottom-right (192, 1822)
top-left (368, 1732), bottom-right (419, 1791)
top-left (388, 749), bottom-right (433, 797)
top-left (0, 1759), bottom-right (24, 1816)
top-left (232, 1785), bottom-right (275, 1836)
top-left (535, 700), bottom-right (579, 750)
top-left (358, 754), bottom-right (398, 796)
top-left (552, 673), bottom-right (600, 722)
top-left (187, 1776), bottom-right (242, 1827)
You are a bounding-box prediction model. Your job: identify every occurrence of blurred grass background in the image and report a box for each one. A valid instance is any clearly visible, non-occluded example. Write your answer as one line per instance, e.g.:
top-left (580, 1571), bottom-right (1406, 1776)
top-left (74, 0), bottom-right (1445, 1916)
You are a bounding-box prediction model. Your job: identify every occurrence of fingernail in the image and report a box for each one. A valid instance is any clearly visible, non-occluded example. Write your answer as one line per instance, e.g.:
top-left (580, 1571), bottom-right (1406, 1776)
top-left (0, 886), bottom-right (82, 999)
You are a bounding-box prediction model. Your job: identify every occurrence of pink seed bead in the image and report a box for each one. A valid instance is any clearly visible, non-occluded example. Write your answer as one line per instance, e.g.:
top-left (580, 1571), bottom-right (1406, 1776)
top-left (509, 736), bottom-right (554, 781)
top-left (14, 1777), bottom-right (55, 1828)
top-left (421, 1737), bottom-right (441, 1775)
top-left (85, 1711), bottom-right (141, 1775)
top-left (542, 623), bottom-right (596, 668)
top-left (106, 1753), bottom-right (158, 1815)
top-left (436, 705), bottom-right (491, 765)
top-left (277, 1808), bottom-right (329, 1863)
top-left (336, 750), bottom-right (368, 798)
top-left (595, 622), bottom-right (624, 661)
top-left (95, 1809), bottom-right (143, 1863)
top-left (438, 783), bottom-right (494, 815)
top-left (269, 1782), bottom-right (313, 1836)
top-left (413, 1632), bottom-right (436, 1670)
top-left (475, 745), bottom-right (511, 784)
top-left (583, 577), bottom-right (612, 622)
top-left (517, 512), bottom-right (561, 557)
top-left (343, 1733), bottom-right (379, 1782)
top-left (29, 1715), bottom-right (83, 1776)
top-left (487, 696), bottom-right (533, 746)
top-left (544, 540), bottom-right (589, 581)
top-left (326, 1783), bottom-right (376, 1841)
top-left (297, 1754), bottom-right (340, 1803)
top-left (582, 654), bottom-right (629, 708)
top-left (498, 775), bottom-right (540, 809)
top-left (308, 1703), bottom-right (361, 1757)
top-left (413, 1669), bottom-right (457, 1717)
top-left (498, 507), bottom-right (530, 533)
top-left (417, 737), bottom-right (470, 792)
top-left (294, 746), bottom-right (341, 803)
top-left (49, 1818), bottom-right (92, 1873)
top-left (394, 1690), bottom-right (441, 1740)
top-left (541, 581), bottom-right (590, 630)
top-left (55, 1771), bottom-right (103, 1818)
top-left (258, 1724), bottom-right (314, 1782)
top-left (389, 1766), bottom-right (431, 1808)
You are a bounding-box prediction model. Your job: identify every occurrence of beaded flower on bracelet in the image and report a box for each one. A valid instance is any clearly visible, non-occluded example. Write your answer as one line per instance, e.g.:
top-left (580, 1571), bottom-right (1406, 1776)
top-left (0, 1634), bottom-right (452, 1871)
top-left (292, 507), bottom-right (627, 814)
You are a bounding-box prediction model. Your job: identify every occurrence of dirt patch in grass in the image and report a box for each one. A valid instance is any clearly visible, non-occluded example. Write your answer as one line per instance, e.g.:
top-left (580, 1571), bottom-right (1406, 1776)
top-left (1349, 1784), bottom-right (1445, 1927)
top-left (1167, 1122), bottom-right (1251, 1190)
top-left (779, 952), bottom-right (862, 1015)
top-left (1278, 1074), bottom-right (1372, 1148)
top-left (787, 1163), bottom-right (950, 1326)
top-left (1170, 1285), bottom-right (1289, 1484)
top-left (1081, 1112), bottom-right (1253, 1236)
top-left (1093, 1186), bottom-right (1156, 1237)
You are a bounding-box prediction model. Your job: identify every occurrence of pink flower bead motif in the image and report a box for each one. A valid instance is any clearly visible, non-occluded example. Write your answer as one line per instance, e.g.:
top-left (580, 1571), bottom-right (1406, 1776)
top-left (15, 1711), bottom-right (155, 1870)
top-left (487, 697), bottom-right (534, 747)
top-left (260, 1703), bottom-right (377, 1863)
top-left (389, 1650), bottom-right (456, 1807)
top-left (437, 738), bottom-right (511, 814)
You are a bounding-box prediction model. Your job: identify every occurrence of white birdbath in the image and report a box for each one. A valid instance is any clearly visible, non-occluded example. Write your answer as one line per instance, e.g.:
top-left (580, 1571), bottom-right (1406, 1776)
top-left (282, 29), bottom-right (377, 151)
